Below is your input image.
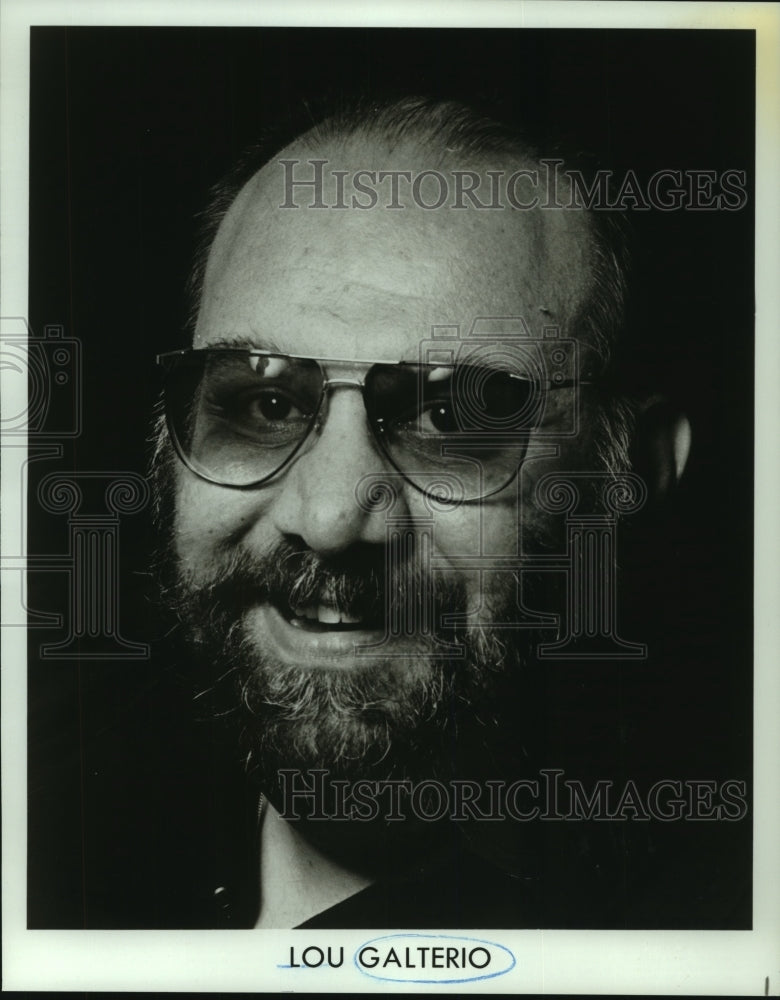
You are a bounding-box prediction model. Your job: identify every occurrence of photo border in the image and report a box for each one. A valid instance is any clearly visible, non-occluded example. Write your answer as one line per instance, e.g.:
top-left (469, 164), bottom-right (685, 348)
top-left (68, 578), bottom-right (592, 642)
top-left (2, 1), bottom-right (778, 994)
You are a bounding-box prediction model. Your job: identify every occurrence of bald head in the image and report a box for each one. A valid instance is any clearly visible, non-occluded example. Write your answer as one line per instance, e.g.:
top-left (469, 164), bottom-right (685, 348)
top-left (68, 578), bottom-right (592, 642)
top-left (196, 129), bottom-right (600, 371)
top-left (189, 98), bottom-right (630, 366)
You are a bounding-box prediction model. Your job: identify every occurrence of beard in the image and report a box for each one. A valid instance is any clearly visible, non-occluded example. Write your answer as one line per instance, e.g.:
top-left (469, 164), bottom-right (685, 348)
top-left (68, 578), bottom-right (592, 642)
top-left (162, 538), bottom-right (555, 872)
top-left (150, 423), bottom-right (555, 814)
top-left (164, 536), bottom-right (547, 789)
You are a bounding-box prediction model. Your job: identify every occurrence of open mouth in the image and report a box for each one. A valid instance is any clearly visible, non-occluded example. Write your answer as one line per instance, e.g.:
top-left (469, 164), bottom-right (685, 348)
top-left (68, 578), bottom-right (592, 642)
top-left (284, 601), bottom-right (383, 633)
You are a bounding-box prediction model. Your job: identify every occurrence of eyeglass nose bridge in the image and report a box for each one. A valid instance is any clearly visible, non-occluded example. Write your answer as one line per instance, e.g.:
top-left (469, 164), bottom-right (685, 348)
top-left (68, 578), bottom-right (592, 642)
top-left (311, 374), bottom-right (371, 432)
top-left (321, 376), bottom-right (368, 389)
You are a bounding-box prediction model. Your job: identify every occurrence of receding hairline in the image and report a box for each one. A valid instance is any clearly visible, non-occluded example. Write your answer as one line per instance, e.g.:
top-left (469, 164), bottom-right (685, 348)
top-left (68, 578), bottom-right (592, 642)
top-left (209, 127), bottom-right (567, 260)
top-left (187, 97), bottom-right (632, 366)
top-left (295, 95), bottom-right (542, 161)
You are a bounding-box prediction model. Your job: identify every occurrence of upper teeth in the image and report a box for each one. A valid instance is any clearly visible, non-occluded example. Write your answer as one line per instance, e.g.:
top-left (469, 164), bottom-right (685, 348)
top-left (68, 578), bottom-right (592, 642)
top-left (293, 604), bottom-right (363, 625)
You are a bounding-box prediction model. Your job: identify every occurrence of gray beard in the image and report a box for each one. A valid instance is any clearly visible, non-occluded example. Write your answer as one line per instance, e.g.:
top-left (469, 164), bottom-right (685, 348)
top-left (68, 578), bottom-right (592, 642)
top-left (168, 546), bottom-right (547, 799)
top-left (150, 426), bottom-right (555, 817)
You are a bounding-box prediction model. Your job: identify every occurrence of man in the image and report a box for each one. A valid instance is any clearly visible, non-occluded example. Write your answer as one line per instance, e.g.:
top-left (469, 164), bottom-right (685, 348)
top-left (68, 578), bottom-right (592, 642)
top-left (151, 97), bottom-right (690, 928)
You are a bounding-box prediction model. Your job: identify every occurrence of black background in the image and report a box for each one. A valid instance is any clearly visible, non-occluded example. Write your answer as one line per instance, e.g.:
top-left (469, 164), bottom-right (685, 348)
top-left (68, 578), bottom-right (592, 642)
top-left (27, 28), bottom-right (754, 928)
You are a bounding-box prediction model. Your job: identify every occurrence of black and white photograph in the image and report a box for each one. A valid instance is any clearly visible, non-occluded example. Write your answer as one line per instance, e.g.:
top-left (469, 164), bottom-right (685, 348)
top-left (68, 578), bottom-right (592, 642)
top-left (2, 1), bottom-right (779, 993)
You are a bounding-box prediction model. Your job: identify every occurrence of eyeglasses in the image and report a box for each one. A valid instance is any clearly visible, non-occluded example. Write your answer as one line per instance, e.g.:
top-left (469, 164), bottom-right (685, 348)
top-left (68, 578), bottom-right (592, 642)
top-left (156, 346), bottom-right (588, 501)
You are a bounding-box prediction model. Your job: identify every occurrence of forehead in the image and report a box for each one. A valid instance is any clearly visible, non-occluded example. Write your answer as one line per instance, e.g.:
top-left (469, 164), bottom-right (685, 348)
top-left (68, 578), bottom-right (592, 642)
top-left (194, 136), bottom-right (596, 360)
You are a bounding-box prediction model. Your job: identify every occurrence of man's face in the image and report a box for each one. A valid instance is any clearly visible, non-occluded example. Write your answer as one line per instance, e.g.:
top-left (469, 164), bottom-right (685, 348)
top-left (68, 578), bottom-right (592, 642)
top-left (166, 138), bottom-right (599, 798)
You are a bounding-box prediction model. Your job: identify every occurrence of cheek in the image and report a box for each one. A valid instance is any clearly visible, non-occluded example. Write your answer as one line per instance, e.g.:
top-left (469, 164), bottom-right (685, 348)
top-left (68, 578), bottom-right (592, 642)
top-left (432, 496), bottom-right (520, 560)
top-left (428, 492), bottom-right (521, 611)
top-left (173, 469), bottom-right (274, 576)
top-left (426, 449), bottom-right (577, 585)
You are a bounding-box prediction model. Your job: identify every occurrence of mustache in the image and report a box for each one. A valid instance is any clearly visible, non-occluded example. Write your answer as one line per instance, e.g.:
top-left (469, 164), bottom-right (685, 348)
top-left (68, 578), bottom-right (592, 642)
top-left (262, 540), bottom-right (385, 620)
top-left (170, 536), bottom-right (468, 633)
top-left (149, 426), bottom-right (469, 637)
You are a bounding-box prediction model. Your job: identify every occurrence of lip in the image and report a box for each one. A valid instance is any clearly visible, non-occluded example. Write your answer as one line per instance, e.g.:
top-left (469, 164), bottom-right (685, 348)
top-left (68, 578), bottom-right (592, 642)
top-left (246, 602), bottom-right (414, 667)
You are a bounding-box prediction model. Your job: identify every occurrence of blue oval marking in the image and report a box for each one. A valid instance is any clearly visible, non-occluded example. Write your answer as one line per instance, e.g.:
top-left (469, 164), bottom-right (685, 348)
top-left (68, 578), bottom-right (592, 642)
top-left (354, 932), bottom-right (516, 985)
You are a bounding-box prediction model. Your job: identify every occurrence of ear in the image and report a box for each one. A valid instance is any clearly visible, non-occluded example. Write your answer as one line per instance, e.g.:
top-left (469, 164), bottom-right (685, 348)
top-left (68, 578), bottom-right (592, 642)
top-left (631, 396), bottom-right (691, 500)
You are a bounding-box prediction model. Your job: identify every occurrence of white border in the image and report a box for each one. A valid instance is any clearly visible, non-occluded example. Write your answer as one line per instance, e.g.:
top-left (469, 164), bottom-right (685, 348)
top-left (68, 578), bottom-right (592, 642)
top-left (2, 1), bottom-right (779, 994)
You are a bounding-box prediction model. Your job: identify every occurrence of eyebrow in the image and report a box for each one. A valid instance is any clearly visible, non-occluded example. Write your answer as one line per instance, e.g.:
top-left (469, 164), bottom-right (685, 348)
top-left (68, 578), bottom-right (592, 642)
top-left (205, 334), bottom-right (285, 352)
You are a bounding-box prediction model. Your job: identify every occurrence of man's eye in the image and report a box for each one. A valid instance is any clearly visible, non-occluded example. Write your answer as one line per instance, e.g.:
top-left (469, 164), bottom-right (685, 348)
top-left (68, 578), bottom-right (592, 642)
top-left (417, 402), bottom-right (459, 435)
top-left (206, 387), bottom-right (312, 435)
top-left (245, 391), bottom-right (299, 422)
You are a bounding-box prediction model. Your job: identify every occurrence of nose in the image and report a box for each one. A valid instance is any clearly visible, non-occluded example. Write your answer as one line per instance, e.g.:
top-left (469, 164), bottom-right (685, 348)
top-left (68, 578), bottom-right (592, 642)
top-left (270, 387), bottom-right (403, 554)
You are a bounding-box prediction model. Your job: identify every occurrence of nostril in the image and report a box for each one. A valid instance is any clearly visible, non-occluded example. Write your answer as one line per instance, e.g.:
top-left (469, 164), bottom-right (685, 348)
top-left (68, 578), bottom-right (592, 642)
top-left (281, 532), bottom-right (307, 551)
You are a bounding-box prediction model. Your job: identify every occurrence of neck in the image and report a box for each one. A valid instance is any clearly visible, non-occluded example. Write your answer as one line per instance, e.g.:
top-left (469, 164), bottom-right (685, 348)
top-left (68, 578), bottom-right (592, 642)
top-left (255, 801), bottom-right (373, 928)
